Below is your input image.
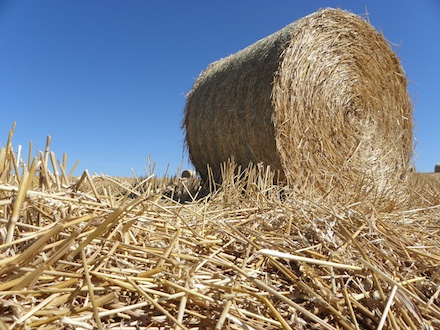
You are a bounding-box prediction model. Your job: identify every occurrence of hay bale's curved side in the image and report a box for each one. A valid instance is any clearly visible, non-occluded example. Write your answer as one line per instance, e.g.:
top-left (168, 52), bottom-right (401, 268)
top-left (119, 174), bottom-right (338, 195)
top-left (183, 24), bottom-right (295, 180)
top-left (184, 8), bottom-right (413, 194)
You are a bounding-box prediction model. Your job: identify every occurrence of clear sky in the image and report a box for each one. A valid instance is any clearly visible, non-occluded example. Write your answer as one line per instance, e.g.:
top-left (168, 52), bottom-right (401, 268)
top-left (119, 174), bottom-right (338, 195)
top-left (1, 0), bottom-right (439, 176)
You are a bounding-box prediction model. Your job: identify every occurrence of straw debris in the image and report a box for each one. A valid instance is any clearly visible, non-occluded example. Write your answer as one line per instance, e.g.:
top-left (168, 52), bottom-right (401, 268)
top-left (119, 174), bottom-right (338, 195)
top-left (1, 124), bottom-right (440, 329)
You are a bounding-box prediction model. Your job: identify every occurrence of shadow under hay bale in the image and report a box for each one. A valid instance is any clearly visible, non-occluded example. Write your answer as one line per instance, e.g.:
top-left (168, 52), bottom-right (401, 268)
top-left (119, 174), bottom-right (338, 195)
top-left (183, 8), bottom-right (413, 204)
top-left (127, 173), bottom-right (207, 203)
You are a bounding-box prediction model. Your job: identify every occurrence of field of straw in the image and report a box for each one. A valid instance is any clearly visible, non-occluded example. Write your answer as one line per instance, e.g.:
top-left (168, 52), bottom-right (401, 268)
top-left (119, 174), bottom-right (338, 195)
top-left (1, 8), bottom-right (439, 330)
top-left (1, 125), bottom-right (440, 330)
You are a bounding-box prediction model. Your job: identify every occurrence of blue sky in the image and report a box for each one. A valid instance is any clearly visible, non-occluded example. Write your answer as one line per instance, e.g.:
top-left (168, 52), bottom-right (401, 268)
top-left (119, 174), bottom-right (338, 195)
top-left (0, 1), bottom-right (439, 176)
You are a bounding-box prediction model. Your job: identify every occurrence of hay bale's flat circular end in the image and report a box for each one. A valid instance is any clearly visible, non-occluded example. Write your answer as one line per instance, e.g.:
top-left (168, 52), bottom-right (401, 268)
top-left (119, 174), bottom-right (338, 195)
top-left (272, 8), bottom-right (412, 191)
top-left (181, 170), bottom-right (197, 179)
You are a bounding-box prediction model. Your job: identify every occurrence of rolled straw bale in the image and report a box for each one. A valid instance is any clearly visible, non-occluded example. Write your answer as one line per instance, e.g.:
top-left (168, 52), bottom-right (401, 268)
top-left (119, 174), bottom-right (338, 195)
top-left (181, 169), bottom-right (197, 179)
top-left (435, 164), bottom-right (440, 173)
top-left (184, 8), bottom-right (413, 195)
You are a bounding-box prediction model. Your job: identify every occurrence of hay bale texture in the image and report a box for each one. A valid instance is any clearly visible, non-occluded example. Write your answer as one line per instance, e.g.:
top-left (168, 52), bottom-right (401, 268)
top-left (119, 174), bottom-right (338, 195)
top-left (184, 8), bottom-right (413, 194)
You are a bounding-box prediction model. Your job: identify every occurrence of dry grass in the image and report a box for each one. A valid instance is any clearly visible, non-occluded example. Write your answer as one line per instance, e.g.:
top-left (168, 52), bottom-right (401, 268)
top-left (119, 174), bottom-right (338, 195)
top-left (184, 8), bottom-right (412, 206)
top-left (1, 124), bottom-right (440, 329)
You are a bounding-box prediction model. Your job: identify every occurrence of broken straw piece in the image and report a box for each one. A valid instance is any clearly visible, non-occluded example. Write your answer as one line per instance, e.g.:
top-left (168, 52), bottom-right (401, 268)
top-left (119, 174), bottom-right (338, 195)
top-left (258, 248), bottom-right (362, 270)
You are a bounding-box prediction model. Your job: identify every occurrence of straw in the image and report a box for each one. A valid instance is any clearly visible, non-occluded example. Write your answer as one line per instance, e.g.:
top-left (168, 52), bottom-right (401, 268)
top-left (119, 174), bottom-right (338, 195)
top-left (5, 156), bottom-right (39, 243)
top-left (1, 125), bottom-right (439, 329)
top-left (259, 248), bottom-right (362, 270)
top-left (82, 250), bottom-right (104, 330)
top-left (377, 285), bottom-right (398, 330)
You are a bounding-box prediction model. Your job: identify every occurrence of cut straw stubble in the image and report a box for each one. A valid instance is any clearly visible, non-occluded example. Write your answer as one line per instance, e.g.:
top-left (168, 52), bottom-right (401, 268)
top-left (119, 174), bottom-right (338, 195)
top-left (1, 120), bottom-right (440, 328)
top-left (6, 157), bottom-right (39, 243)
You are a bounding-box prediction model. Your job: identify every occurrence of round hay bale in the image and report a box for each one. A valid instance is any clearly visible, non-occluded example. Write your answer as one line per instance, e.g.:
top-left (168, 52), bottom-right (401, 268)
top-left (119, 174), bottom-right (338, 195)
top-left (181, 169), bottom-right (197, 179)
top-left (435, 164), bottom-right (440, 173)
top-left (183, 8), bottom-right (413, 196)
